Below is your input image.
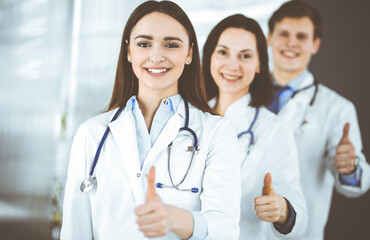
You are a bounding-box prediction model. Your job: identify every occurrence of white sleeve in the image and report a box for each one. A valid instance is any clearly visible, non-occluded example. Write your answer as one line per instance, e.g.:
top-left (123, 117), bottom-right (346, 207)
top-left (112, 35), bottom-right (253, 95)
top-left (60, 125), bottom-right (93, 240)
top-left (266, 120), bottom-right (308, 239)
top-left (200, 119), bottom-right (241, 240)
top-left (328, 101), bottom-right (370, 197)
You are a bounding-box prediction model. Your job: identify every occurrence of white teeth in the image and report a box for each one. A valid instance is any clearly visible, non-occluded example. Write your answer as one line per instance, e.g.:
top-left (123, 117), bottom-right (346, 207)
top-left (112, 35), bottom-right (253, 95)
top-left (282, 51), bottom-right (297, 57)
top-left (147, 68), bottom-right (168, 74)
top-left (222, 73), bottom-right (240, 80)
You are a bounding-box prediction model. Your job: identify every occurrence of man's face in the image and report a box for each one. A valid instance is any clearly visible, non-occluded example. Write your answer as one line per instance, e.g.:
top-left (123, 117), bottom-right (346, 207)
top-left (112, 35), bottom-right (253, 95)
top-left (268, 17), bottom-right (321, 76)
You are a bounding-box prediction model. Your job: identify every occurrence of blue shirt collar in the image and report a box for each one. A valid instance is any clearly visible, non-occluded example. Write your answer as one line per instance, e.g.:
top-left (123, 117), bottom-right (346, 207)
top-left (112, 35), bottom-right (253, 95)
top-left (125, 94), bottom-right (182, 113)
top-left (272, 69), bottom-right (310, 91)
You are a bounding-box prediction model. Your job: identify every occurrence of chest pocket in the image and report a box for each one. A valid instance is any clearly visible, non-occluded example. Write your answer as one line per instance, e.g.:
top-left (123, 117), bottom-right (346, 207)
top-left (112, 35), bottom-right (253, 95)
top-left (295, 107), bottom-right (321, 139)
top-left (295, 110), bottom-right (326, 164)
top-left (167, 132), bottom-right (197, 184)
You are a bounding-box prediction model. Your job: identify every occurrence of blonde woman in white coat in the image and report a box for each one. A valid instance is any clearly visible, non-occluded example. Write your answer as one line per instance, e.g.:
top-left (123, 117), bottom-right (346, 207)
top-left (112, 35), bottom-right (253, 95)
top-left (60, 2), bottom-right (241, 239)
top-left (202, 14), bottom-right (307, 239)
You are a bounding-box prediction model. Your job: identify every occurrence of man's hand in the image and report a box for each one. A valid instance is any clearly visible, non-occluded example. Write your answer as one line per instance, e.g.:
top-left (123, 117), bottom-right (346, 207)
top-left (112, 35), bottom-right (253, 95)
top-left (335, 123), bottom-right (357, 174)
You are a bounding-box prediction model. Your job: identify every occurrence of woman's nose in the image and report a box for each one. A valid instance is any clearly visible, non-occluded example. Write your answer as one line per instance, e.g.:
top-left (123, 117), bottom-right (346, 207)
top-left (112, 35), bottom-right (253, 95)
top-left (149, 47), bottom-right (165, 63)
top-left (226, 57), bottom-right (240, 71)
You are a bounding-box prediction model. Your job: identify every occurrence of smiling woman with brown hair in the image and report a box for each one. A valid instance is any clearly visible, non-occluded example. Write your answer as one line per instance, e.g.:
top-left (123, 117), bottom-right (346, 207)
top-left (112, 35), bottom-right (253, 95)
top-left (60, 1), bottom-right (241, 239)
top-left (202, 14), bottom-right (308, 239)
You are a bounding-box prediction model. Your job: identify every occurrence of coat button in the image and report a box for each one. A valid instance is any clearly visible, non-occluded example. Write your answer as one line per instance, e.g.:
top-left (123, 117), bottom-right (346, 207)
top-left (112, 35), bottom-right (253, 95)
top-left (137, 173), bottom-right (141, 178)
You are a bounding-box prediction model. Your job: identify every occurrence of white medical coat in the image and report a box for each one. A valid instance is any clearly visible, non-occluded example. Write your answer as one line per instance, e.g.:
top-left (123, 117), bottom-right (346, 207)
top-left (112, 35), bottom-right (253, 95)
top-left (60, 100), bottom-right (241, 240)
top-left (210, 95), bottom-right (307, 240)
top-left (276, 71), bottom-right (370, 240)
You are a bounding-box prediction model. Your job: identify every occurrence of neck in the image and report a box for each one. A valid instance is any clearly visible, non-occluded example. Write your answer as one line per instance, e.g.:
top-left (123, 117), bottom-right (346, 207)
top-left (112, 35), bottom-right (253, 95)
top-left (215, 91), bottom-right (247, 116)
top-left (272, 68), bottom-right (305, 86)
top-left (137, 88), bottom-right (178, 132)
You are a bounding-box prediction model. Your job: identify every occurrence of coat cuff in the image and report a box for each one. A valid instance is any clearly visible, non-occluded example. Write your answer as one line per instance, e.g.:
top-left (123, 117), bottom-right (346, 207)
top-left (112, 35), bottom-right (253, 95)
top-left (273, 197), bottom-right (296, 235)
top-left (188, 211), bottom-right (208, 240)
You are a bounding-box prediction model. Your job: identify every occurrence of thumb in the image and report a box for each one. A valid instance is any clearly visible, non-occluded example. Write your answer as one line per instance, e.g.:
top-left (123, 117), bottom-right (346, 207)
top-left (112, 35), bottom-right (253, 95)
top-left (262, 172), bottom-right (274, 195)
top-left (340, 123), bottom-right (350, 144)
top-left (146, 166), bottom-right (157, 202)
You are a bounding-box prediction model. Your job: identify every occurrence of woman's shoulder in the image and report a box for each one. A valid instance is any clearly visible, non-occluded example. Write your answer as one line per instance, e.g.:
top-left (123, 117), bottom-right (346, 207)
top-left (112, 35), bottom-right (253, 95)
top-left (189, 103), bottom-right (225, 125)
top-left (77, 108), bottom-right (122, 136)
top-left (255, 106), bottom-right (292, 135)
top-left (188, 104), bottom-right (237, 139)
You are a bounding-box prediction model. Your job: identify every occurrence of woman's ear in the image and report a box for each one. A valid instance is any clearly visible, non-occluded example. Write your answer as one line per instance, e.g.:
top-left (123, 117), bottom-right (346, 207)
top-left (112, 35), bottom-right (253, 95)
top-left (256, 62), bottom-right (261, 74)
top-left (185, 43), bottom-right (193, 65)
top-left (126, 40), bottom-right (132, 63)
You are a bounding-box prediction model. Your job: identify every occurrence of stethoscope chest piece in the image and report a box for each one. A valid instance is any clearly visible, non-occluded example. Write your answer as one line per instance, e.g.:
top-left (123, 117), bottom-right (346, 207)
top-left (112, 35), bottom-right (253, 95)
top-left (80, 175), bottom-right (97, 193)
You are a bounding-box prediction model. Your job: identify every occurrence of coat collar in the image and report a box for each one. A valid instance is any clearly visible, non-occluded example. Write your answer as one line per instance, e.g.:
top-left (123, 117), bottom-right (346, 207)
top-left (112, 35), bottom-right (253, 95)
top-left (106, 99), bottom-right (189, 203)
top-left (277, 72), bottom-right (316, 131)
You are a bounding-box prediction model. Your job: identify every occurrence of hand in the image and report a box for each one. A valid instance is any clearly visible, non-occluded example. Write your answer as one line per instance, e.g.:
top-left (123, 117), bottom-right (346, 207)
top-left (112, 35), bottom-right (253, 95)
top-left (335, 123), bottom-right (357, 174)
top-left (135, 166), bottom-right (171, 237)
top-left (254, 173), bottom-right (288, 224)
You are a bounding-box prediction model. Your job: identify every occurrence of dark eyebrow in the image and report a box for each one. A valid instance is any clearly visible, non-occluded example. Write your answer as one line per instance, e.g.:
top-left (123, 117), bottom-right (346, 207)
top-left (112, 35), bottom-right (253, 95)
top-left (134, 35), bottom-right (152, 40)
top-left (134, 35), bottom-right (183, 42)
top-left (217, 45), bottom-right (255, 53)
top-left (164, 37), bottom-right (183, 42)
top-left (240, 49), bottom-right (256, 53)
top-left (216, 45), bottom-right (229, 50)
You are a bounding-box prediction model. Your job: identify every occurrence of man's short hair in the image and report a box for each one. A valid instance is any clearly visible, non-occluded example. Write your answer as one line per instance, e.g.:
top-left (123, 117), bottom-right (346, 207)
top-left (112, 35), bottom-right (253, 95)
top-left (268, 0), bottom-right (322, 39)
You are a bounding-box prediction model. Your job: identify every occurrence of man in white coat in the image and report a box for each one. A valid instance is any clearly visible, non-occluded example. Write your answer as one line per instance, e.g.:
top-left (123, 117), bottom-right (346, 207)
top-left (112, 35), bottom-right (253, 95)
top-left (267, 1), bottom-right (370, 239)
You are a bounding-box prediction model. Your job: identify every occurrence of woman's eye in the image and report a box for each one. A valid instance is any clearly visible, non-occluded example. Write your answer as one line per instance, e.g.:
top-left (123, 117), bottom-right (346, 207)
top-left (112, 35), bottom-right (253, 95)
top-left (165, 43), bottom-right (179, 48)
top-left (137, 42), bottom-right (151, 48)
top-left (217, 50), bottom-right (227, 56)
top-left (241, 54), bottom-right (251, 60)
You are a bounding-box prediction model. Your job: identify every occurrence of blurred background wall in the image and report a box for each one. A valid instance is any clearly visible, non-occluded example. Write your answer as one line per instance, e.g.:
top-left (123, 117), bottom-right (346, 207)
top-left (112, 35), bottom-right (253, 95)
top-left (0, 0), bottom-right (369, 239)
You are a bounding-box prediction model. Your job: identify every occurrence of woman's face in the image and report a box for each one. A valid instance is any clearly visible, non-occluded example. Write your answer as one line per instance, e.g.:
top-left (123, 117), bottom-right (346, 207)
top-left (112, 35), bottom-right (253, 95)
top-left (128, 12), bottom-right (192, 96)
top-left (210, 27), bottom-right (260, 98)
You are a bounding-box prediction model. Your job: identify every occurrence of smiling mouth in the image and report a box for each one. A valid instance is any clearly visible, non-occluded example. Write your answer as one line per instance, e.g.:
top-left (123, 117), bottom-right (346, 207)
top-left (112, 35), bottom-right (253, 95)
top-left (280, 50), bottom-right (299, 58)
top-left (145, 68), bottom-right (170, 74)
top-left (221, 73), bottom-right (242, 81)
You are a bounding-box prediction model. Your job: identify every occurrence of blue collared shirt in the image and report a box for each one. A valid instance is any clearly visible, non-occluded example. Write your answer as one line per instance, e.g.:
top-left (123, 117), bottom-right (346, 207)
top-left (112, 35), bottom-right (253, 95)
top-left (268, 70), bottom-right (310, 114)
top-left (126, 94), bottom-right (207, 239)
top-left (268, 70), bottom-right (361, 186)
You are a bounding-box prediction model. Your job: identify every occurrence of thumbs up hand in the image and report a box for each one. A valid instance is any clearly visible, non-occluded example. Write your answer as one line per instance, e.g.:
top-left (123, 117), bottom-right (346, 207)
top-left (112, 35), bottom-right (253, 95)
top-left (334, 123), bottom-right (357, 174)
top-left (135, 166), bottom-right (171, 237)
top-left (254, 173), bottom-right (288, 224)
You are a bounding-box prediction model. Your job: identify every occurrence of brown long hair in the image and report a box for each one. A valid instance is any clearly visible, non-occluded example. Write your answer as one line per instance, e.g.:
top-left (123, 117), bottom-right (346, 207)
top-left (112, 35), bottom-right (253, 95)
top-left (106, 0), bottom-right (212, 113)
top-left (202, 14), bottom-right (274, 107)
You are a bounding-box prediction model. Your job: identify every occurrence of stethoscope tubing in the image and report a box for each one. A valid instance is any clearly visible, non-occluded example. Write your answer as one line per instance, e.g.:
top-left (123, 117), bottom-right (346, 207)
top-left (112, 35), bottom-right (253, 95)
top-left (237, 107), bottom-right (260, 145)
top-left (89, 106), bottom-right (124, 176)
top-left (82, 99), bottom-right (199, 193)
top-left (291, 77), bottom-right (319, 106)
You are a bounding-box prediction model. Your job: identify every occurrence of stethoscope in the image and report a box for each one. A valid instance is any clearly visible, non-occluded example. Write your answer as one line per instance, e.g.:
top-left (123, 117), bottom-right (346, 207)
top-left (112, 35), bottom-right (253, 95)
top-left (290, 77), bottom-right (319, 130)
top-left (275, 77), bottom-right (319, 133)
top-left (290, 77), bottom-right (319, 106)
top-left (80, 99), bottom-right (200, 194)
top-left (235, 78), bottom-right (318, 156)
top-left (156, 99), bottom-right (199, 193)
top-left (237, 107), bottom-right (260, 155)
top-left (80, 105), bottom-right (124, 193)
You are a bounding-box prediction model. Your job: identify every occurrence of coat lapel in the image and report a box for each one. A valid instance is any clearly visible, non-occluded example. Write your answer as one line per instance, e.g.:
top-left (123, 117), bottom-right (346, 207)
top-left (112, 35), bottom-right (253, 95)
top-left (109, 111), bottom-right (144, 205)
top-left (142, 100), bottom-right (185, 171)
top-left (278, 73), bottom-right (315, 132)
